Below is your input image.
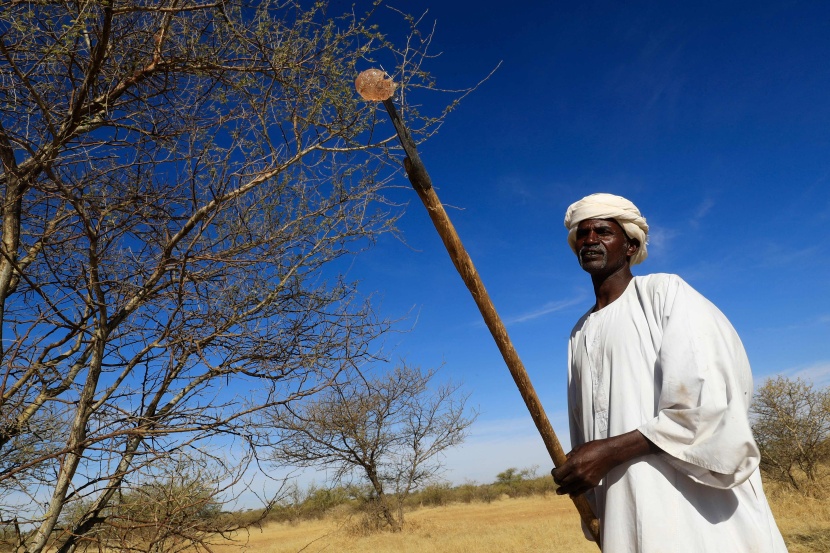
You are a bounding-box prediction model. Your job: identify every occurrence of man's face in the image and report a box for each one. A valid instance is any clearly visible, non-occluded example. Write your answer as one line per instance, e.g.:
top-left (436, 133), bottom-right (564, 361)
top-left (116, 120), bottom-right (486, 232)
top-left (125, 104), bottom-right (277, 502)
top-left (574, 218), bottom-right (638, 276)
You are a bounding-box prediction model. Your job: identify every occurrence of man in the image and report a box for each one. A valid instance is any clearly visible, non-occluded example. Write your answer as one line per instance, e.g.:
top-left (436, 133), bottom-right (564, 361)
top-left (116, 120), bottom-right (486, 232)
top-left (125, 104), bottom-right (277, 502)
top-left (552, 193), bottom-right (787, 552)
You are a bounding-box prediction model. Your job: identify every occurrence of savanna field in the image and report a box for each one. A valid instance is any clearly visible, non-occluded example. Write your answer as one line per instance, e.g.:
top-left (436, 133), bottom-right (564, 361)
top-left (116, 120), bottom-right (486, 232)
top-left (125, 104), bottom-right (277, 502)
top-left (210, 477), bottom-right (830, 553)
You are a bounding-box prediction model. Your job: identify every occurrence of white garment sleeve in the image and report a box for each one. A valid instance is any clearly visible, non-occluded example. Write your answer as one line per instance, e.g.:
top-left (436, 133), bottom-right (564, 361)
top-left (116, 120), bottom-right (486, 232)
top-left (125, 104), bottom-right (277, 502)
top-left (637, 275), bottom-right (760, 489)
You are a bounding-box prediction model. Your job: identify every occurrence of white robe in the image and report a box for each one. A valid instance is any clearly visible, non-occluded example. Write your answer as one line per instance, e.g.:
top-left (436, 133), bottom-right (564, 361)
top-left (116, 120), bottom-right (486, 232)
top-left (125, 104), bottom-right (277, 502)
top-left (568, 273), bottom-right (787, 552)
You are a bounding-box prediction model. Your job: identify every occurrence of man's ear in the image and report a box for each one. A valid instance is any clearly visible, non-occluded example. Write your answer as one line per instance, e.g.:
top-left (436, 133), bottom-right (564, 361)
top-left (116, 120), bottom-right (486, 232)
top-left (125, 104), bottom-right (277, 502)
top-left (626, 238), bottom-right (640, 259)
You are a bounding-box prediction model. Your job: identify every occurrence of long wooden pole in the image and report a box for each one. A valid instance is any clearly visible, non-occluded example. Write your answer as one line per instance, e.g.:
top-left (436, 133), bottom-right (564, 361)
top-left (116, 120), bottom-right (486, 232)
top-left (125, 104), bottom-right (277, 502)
top-left (381, 99), bottom-right (601, 545)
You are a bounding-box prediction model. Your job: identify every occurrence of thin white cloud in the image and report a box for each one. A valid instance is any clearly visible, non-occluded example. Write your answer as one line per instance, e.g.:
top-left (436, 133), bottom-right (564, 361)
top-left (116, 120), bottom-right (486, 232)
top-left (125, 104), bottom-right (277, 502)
top-left (690, 197), bottom-right (715, 228)
top-left (464, 416), bottom-right (558, 440)
top-left (497, 175), bottom-right (535, 204)
top-left (502, 295), bottom-right (588, 325)
top-left (643, 224), bottom-right (677, 260)
top-left (646, 197), bottom-right (713, 260)
top-left (786, 361), bottom-right (830, 387)
top-left (751, 313), bottom-right (830, 333)
top-left (758, 360), bottom-right (830, 388)
top-left (758, 244), bottom-right (821, 268)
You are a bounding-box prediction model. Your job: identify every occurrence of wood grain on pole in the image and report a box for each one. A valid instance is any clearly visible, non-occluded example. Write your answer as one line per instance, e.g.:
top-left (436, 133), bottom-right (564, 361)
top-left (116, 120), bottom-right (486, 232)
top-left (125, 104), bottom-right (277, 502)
top-left (382, 100), bottom-right (601, 546)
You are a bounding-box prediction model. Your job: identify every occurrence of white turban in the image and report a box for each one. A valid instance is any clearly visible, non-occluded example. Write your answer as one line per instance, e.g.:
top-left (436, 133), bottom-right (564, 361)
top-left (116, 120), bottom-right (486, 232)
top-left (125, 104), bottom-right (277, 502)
top-left (564, 193), bottom-right (649, 266)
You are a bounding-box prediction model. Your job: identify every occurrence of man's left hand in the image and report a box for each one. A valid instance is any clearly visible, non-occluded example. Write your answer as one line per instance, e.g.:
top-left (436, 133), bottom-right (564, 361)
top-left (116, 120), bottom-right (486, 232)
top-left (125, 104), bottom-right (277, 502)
top-left (551, 429), bottom-right (658, 497)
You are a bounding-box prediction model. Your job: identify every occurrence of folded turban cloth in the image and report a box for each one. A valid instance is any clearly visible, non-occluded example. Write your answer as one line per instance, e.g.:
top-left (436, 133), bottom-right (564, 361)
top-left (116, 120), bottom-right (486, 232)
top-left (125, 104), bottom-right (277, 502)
top-left (564, 193), bottom-right (649, 266)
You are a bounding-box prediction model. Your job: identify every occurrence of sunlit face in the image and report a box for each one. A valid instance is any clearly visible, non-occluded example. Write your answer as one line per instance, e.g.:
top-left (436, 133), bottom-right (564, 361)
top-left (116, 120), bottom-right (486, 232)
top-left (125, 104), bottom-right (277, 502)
top-left (574, 218), bottom-right (638, 276)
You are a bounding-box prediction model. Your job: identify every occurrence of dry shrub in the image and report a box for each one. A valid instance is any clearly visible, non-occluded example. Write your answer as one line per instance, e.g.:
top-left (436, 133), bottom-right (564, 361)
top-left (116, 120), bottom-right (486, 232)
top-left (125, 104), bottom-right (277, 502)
top-left (455, 483), bottom-right (481, 504)
top-left (343, 510), bottom-right (389, 537)
top-left (299, 486), bottom-right (353, 520)
top-left (416, 483), bottom-right (454, 507)
top-left (478, 484), bottom-right (499, 504)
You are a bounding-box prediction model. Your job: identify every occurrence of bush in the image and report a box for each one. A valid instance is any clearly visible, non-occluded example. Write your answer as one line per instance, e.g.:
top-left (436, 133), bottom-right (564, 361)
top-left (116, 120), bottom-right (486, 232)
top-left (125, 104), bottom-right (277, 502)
top-left (299, 485), bottom-right (353, 519)
top-left (455, 483), bottom-right (481, 504)
top-left (417, 483), bottom-right (454, 507)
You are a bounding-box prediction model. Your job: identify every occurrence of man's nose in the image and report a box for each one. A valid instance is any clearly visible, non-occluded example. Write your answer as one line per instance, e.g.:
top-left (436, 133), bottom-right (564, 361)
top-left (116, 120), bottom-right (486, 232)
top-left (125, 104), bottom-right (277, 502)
top-left (583, 231), bottom-right (599, 244)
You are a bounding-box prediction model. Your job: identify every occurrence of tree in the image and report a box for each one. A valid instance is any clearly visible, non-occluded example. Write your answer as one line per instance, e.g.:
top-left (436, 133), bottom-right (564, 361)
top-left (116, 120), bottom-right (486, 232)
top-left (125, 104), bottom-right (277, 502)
top-left (267, 364), bottom-right (476, 531)
top-left (751, 376), bottom-right (830, 491)
top-left (0, 1), bottom-right (458, 551)
top-left (495, 466), bottom-right (537, 486)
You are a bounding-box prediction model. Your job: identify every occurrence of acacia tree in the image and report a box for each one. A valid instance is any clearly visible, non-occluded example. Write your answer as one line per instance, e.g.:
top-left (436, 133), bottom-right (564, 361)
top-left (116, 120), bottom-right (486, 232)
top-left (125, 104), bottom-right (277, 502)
top-left (268, 364), bottom-right (476, 531)
top-left (0, 1), bottom-right (457, 551)
top-left (751, 376), bottom-right (830, 491)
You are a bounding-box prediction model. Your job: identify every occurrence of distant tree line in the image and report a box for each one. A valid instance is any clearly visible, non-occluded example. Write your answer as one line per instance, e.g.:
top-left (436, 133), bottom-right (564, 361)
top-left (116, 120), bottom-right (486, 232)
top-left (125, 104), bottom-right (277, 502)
top-left (194, 466), bottom-right (557, 534)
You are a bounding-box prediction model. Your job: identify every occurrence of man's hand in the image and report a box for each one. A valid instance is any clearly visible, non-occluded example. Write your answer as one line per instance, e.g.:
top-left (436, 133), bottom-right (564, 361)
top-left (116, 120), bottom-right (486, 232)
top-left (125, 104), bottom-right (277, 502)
top-left (551, 429), bottom-right (659, 497)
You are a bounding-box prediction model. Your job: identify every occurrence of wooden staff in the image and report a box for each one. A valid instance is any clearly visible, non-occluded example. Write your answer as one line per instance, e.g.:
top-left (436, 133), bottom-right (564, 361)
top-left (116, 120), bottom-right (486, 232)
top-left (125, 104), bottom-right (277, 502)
top-left (355, 69), bottom-right (601, 546)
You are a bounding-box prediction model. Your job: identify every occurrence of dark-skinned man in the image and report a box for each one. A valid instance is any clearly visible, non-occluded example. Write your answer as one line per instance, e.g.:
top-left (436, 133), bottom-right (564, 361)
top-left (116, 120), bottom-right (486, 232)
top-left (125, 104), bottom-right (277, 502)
top-left (552, 193), bottom-right (786, 552)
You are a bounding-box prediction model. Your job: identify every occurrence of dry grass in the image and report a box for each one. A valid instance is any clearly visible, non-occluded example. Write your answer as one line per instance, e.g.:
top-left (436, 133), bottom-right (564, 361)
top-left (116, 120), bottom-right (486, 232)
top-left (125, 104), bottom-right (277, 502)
top-left (213, 495), bottom-right (596, 553)
top-left (765, 479), bottom-right (830, 553)
top-left (212, 479), bottom-right (830, 553)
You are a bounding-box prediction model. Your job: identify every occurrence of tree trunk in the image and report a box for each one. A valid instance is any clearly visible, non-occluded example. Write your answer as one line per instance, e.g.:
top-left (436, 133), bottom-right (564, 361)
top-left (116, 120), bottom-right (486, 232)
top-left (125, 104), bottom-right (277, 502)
top-left (364, 467), bottom-right (401, 531)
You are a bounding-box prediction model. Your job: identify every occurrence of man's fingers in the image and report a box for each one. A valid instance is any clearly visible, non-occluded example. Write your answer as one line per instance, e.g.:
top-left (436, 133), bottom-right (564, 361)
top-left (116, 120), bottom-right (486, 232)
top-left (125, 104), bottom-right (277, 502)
top-left (551, 463), bottom-right (571, 485)
top-left (553, 465), bottom-right (579, 495)
top-left (555, 477), bottom-right (590, 497)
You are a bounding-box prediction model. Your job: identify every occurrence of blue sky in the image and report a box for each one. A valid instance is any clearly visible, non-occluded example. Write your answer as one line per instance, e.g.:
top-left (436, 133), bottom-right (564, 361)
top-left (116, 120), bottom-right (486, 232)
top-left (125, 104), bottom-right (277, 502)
top-left (312, 1), bottom-right (830, 486)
